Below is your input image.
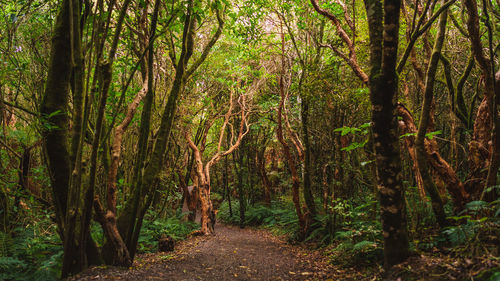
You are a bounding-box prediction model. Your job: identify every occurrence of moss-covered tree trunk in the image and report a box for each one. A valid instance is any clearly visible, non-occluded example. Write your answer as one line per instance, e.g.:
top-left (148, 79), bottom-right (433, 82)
top-left (363, 0), bottom-right (409, 268)
top-left (40, 0), bottom-right (91, 276)
top-left (414, 0), bottom-right (449, 225)
top-left (117, 0), bottom-right (223, 254)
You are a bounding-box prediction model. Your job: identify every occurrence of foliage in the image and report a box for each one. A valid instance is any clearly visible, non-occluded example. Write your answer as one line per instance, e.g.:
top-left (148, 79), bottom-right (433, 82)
top-left (333, 122), bottom-right (370, 152)
top-left (136, 213), bottom-right (200, 253)
top-left (218, 199), bottom-right (300, 236)
top-left (415, 198), bottom-right (500, 256)
top-left (0, 218), bottom-right (63, 281)
top-left (218, 200), bottom-right (241, 225)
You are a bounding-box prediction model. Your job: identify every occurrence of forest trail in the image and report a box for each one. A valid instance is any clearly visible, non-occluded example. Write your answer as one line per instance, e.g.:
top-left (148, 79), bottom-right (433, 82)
top-left (72, 224), bottom-right (341, 281)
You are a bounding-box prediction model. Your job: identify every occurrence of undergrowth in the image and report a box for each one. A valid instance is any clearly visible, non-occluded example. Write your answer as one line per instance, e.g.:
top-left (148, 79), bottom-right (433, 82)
top-left (415, 198), bottom-right (500, 257)
top-left (136, 211), bottom-right (200, 253)
top-left (218, 196), bottom-right (384, 266)
top-left (218, 199), bottom-right (300, 237)
top-left (0, 217), bottom-right (63, 281)
top-left (0, 209), bottom-right (199, 280)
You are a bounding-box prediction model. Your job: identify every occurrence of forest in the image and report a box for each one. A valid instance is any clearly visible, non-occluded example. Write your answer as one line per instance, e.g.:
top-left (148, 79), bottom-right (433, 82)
top-left (0, 0), bottom-right (499, 280)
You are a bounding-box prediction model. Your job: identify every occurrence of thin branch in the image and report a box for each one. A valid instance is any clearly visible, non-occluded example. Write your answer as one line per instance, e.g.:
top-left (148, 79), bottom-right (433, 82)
top-left (185, 7), bottom-right (224, 78)
top-left (396, 0), bottom-right (457, 73)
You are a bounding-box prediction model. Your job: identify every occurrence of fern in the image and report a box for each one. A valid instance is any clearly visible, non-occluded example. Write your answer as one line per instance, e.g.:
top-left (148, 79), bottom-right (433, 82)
top-left (0, 257), bottom-right (28, 281)
top-left (0, 231), bottom-right (13, 257)
top-left (136, 214), bottom-right (200, 253)
top-left (353, 240), bottom-right (376, 252)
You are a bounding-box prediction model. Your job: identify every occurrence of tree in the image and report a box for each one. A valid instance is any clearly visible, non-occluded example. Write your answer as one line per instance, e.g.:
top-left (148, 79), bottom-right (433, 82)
top-left (363, 0), bottom-right (410, 268)
top-left (184, 87), bottom-right (251, 234)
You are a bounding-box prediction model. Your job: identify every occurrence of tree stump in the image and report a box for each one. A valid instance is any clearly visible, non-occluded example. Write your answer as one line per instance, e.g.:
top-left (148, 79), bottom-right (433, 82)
top-left (158, 235), bottom-right (175, 252)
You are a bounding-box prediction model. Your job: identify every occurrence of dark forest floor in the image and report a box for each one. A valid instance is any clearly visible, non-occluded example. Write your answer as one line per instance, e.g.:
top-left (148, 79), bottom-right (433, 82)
top-left (69, 223), bottom-right (499, 281)
top-left (69, 224), bottom-right (353, 280)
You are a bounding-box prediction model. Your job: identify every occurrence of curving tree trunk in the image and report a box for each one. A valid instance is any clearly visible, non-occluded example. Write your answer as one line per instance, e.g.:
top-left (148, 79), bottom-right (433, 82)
top-left (116, 1), bottom-right (223, 256)
top-left (463, 0), bottom-right (498, 197)
top-left (185, 89), bottom-right (250, 234)
top-left (277, 18), bottom-right (306, 235)
top-left (414, 1), bottom-right (449, 225)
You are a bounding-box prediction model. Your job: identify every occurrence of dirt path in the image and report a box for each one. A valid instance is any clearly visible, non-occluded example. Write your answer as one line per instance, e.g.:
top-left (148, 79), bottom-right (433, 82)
top-left (72, 224), bottom-right (340, 280)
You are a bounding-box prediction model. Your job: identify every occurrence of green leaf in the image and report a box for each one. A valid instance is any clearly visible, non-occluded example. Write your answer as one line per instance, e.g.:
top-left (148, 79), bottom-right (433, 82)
top-left (400, 132), bottom-right (416, 138)
top-left (425, 130), bottom-right (442, 140)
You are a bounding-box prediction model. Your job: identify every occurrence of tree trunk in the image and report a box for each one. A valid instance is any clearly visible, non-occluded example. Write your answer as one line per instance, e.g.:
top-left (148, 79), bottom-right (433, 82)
top-left (414, 0), bottom-right (449, 225)
top-left (277, 18), bottom-right (305, 235)
top-left (364, 0), bottom-right (410, 268)
top-left (40, 0), bottom-right (83, 276)
top-left (398, 105), bottom-right (469, 208)
top-left (301, 97), bottom-right (317, 219)
top-left (117, 0), bottom-right (196, 254)
top-left (463, 0), bottom-right (498, 196)
top-left (235, 148), bottom-right (246, 229)
top-left (94, 199), bottom-right (131, 266)
top-left (257, 145), bottom-right (272, 205)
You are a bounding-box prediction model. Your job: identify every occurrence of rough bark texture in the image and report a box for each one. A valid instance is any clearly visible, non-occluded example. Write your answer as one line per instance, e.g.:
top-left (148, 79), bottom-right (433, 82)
top-left (94, 199), bottom-right (132, 267)
top-left (277, 19), bottom-right (305, 235)
top-left (301, 98), bottom-right (317, 218)
top-left (398, 106), bottom-right (469, 208)
top-left (107, 79), bottom-right (148, 215)
top-left (40, 0), bottom-right (84, 276)
top-left (184, 89), bottom-right (249, 234)
top-left (463, 0), bottom-right (498, 195)
top-left (364, 0), bottom-right (410, 268)
top-left (414, 1), bottom-right (448, 225)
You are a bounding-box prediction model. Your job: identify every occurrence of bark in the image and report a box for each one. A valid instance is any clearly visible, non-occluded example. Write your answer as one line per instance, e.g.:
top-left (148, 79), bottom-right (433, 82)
top-left (40, 0), bottom-right (72, 237)
top-left (118, 0), bottom-right (189, 254)
top-left (257, 144), bottom-right (272, 205)
top-left (440, 54), bottom-right (475, 129)
top-left (364, 0), bottom-right (410, 268)
top-left (310, 0), bottom-right (369, 84)
top-left (277, 19), bottom-right (305, 235)
top-left (117, 2), bottom-right (224, 251)
top-left (184, 89), bottom-right (250, 234)
top-left (301, 97), bottom-right (317, 218)
top-left (398, 106), bottom-right (469, 208)
top-left (107, 79), bottom-right (148, 214)
top-left (463, 0), bottom-right (498, 194)
top-left (397, 112), bottom-right (426, 199)
top-left (40, 0), bottom-right (83, 276)
top-left (414, 1), bottom-right (449, 225)
top-left (94, 199), bottom-right (131, 266)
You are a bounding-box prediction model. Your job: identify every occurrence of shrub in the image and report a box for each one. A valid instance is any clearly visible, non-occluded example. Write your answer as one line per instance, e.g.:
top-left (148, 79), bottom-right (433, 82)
top-left (137, 213), bottom-right (199, 253)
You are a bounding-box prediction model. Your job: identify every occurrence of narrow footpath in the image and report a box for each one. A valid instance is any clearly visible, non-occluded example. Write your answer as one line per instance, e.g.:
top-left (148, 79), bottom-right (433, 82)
top-left (71, 224), bottom-right (345, 280)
